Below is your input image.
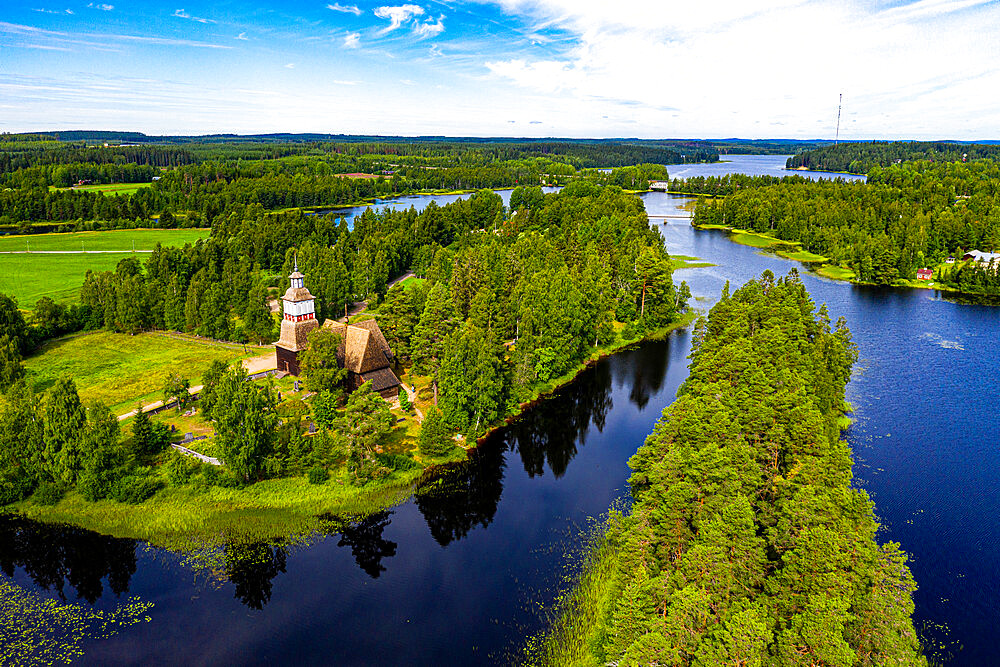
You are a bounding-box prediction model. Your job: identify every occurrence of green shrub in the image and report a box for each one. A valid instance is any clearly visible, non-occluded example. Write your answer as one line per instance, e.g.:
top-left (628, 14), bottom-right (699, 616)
top-left (0, 472), bottom-right (36, 506)
top-left (201, 465), bottom-right (219, 485)
top-left (215, 469), bottom-right (244, 489)
top-left (108, 475), bottom-right (162, 504)
top-left (376, 453), bottom-right (419, 472)
top-left (165, 454), bottom-right (201, 486)
top-left (32, 482), bottom-right (65, 506)
top-left (307, 466), bottom-right (327, 484)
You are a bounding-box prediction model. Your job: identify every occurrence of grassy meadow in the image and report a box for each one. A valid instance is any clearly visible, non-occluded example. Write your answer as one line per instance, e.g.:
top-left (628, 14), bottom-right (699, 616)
top-left (24, 330), bottom-right (262, 413)
top-left (0, 252), bottom-right (132, 305)
top-left (0, 228), bottom-right (209, 252)
top-left (0, 229), bottom-right (210, 305)
top-left (54, 182), bottom-right (152, 196)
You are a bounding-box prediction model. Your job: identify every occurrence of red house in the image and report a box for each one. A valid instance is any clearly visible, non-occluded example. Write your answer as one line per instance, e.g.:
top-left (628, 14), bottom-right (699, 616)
top-left (916, 268), bottom-right (933, 281)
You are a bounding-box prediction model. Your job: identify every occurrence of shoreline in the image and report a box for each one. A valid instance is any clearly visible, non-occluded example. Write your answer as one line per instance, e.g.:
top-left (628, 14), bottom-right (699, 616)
top-left (8, 312), bottom-right (698, 551)
top-left (693, 223), bottom-right (980, 298)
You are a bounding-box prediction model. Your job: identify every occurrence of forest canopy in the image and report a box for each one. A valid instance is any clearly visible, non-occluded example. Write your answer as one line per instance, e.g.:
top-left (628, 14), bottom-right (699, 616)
top-left (531, 272), bottom-right (925, 666)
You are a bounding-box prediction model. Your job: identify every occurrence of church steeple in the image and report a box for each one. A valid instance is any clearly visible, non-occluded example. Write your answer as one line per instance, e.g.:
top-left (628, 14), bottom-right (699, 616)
top-left (274, 263), bottom-right (319, 375)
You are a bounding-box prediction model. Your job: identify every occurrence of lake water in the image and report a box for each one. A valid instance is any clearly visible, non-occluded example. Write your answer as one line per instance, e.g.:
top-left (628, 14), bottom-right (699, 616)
top-left (3, 156), bottom-right (995, 664)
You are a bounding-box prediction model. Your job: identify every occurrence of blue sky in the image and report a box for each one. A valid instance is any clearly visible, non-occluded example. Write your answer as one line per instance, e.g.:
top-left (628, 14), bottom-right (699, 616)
top-left (2, 0), bottom-right (999, 138)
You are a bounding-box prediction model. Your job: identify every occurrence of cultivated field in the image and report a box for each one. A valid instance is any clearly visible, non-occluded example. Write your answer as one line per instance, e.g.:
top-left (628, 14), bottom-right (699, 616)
top-left (0, 252), bottom-right (131, 305)
top-left (0, 228), bottom-right (209, 252)
top-left (55, 182), bottom-right (152, 196)
top-left (0, 229), bottom-right (211, 305)
top-left (24, 330), bottom-right (266, 413)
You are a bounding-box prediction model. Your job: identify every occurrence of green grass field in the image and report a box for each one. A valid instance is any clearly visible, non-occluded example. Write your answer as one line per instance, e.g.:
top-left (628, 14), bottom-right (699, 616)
top-left (0, 229), bottom-right (211, 305)
top-left (54, 182), bottom-right (152, 196)
top-left (0, 228), bottom-right (209, 252)
top-left (0, 252), bottom-right (134, 305)
top-left (24, 330), bottom-right (259, 413)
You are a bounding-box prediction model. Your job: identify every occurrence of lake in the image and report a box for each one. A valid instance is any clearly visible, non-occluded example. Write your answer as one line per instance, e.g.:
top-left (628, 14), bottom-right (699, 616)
top-left (3, 156), bottom-right (994, 665)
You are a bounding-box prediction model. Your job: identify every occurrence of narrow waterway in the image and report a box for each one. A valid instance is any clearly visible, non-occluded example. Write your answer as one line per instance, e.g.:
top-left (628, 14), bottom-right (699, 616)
top-left (3, 156), bottom-right (996, 664)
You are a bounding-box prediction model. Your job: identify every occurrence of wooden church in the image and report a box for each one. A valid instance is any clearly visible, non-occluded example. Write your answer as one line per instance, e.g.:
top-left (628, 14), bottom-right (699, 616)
top-left (274, 265), bottom-right (402, 399)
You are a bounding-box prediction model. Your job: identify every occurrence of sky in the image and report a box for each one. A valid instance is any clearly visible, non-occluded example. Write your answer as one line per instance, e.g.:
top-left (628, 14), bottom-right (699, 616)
top-left (1, 0), bottom-right (999, 139)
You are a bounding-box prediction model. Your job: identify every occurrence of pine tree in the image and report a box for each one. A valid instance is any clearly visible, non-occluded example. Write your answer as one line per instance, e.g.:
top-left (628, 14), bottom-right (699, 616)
top-left (411, 282), bottom-right (459, 404)
top-left (417, 407), bottom-right (454, 458)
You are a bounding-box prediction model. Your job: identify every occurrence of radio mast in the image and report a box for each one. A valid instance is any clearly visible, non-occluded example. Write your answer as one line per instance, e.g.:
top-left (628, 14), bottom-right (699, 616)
top-left (835, 93), bottom-right (842, 145)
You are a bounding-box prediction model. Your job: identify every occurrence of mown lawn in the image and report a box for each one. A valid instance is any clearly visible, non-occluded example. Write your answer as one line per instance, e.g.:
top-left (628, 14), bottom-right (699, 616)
top-left (0, 228), bottom-right (209, 252)
top-left (24, 330), bottom-right (256, 413)
top-left (0, 252), bottom-right (131, 305)
top-left (0, 229), bottom-right (211, 305)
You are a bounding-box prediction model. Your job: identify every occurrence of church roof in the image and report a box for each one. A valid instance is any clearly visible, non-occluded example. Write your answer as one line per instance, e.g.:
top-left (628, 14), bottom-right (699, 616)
top-left (350, 318), bottom-right (394, 360)
top-left (276, 318), bottom-right (318, 352)
top-left (289, 270), bottom-right (305, 279)
top-left (360, 367), bottom-right (402, 393)
top-left (322, 318), bottom-right (395, 375)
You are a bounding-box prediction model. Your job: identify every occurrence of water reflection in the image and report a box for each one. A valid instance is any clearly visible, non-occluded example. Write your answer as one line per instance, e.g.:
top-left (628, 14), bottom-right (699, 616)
top-left (415, 444), bottom-right (506, 547)
top-left (615, 338), bottom-right (672, 411)
top-left (334, 511), bottom-right (397, 578)
top-left (0, 514), bottom-right (137, 604)
top-left (223, 540), bottom-right (288, 610)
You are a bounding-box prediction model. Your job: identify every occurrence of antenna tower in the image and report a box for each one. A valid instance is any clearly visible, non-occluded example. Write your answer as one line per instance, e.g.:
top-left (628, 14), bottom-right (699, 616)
top-left (835, 93), bottom-right (842, 145)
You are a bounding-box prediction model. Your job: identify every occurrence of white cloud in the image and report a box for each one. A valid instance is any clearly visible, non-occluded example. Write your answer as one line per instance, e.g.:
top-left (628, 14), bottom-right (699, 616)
top-left (374, 5), bottom-right (424, 33)
top-left (429, 43), bottom-right (443, 57)
top-left (87, 3), bottom-right (114, 10)
top-left (284, 62), bottom-right (295, 68)
top-left (32, 8), bottom-right (75, 14)
top-left (413, 14), bottom-right (445, 38)
top-left (235, 32), bottom-right (248, 40)
top-left (479, 0), bottom-right (1000, 138)
top-left (343, 31), bottom-right (360, 48)
top-left (327, 3), bottom-right (362, 15)
top-left (173, 9), bottom-right (215, 24)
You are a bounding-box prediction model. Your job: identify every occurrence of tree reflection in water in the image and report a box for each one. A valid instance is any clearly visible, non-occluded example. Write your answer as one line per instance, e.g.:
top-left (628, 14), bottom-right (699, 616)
top-left (617, 338), bottom-right (670, 411)
top-left (415, 443), bottom-right (506, 547)
top-left (336, 511), bottom-right (397, 578)
top-left (501, 360), bottom-right (614, 478)
top-left (0, 514), bottom-right (137, 604)
top-left (222, 540), bottom-right (288, 610)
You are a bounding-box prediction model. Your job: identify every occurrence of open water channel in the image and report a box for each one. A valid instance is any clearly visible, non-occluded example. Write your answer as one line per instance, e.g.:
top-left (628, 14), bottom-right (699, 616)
top-left (3, 156), bottom-right (998, 664)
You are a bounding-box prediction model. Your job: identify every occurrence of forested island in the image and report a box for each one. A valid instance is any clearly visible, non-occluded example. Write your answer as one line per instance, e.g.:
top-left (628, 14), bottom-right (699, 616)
top-left (689, 158), bottom-right (1000, 296)
top-left (529, 272), bottom-right (925, 666)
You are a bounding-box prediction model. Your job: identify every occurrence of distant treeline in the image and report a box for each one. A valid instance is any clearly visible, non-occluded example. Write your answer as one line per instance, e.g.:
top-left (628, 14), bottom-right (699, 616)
top-left (0, 139), bottom-right (688, 228)
top-left (530, 272), bottom-right (925, 666)
top-left (787, 141), bottom-right (1000, 174)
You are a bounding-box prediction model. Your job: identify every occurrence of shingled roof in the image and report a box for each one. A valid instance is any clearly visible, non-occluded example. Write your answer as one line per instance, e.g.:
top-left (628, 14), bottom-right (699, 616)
top-left (323, 319), bottom-right (394, 374)
top-left (277, 318), bottom-right (318, 352)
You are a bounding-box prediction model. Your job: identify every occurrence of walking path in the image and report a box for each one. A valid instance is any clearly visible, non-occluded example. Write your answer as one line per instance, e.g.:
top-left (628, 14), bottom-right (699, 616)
top-left (116, 385), bottom-right (205, 421)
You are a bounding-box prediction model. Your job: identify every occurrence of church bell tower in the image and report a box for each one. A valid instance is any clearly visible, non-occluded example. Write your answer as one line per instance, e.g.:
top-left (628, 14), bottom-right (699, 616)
top-left (274, 259), bottom-right (319, 375)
